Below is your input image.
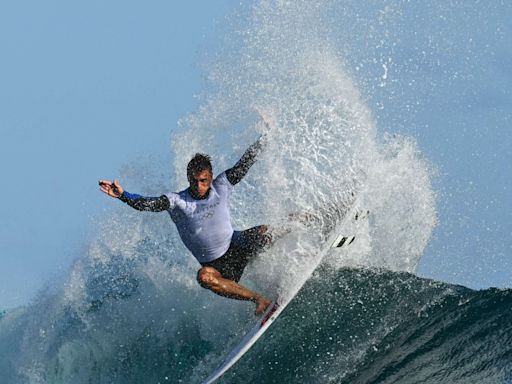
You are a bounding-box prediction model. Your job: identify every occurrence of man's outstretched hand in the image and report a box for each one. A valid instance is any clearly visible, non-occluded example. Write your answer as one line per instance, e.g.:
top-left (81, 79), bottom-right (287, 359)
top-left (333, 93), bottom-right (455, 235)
top-left (254, 106), bottom-right (277, 135)
top-left (99, 180), bottom-right (124, 198)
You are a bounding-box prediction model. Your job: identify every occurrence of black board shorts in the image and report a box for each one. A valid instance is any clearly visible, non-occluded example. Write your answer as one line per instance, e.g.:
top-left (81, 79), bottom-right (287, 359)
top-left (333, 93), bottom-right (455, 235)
top-left (200, 225), bottom-right (271, 282)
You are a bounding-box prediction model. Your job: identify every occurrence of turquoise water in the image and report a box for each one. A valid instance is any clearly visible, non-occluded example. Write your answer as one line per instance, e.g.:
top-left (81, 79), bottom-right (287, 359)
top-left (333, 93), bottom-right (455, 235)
top-left (2, 267), bottom-right (511, 383)
top-left (224, 267), bottom-right (512, 383)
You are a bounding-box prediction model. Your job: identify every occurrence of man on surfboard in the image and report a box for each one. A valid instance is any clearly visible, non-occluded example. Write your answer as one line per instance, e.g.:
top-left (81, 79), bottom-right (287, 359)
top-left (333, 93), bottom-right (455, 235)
top-left (99, 113), bottom-right (273, 315)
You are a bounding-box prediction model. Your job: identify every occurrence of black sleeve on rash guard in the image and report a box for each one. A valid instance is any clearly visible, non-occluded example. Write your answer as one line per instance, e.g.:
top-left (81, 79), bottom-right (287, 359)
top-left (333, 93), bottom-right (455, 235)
top-left (118, 192), bottom-right (170, 212)
top-left (225, 135), bottom-right (266, 186)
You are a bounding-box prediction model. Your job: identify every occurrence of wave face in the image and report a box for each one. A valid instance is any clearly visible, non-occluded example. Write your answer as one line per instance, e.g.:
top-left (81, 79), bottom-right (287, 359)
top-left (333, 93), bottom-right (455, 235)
top-left (211, 267), bottom-right (512, 384)
top-left (0, 1), bottom-right (457, 383)
top-left (2, 268), bottom-right (511, 383)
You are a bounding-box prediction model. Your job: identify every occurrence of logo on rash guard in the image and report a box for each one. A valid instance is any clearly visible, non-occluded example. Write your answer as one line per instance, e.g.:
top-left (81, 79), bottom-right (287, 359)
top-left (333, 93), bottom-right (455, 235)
top-left (193, 201), bottom-right (220, 216)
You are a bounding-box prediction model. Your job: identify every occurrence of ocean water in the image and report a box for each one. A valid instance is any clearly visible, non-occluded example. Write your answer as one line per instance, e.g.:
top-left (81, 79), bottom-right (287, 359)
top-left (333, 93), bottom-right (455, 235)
top-left (213, 267), bottom-right (512, 384)
top-left (2, 267), bottom-right (512, 384)
top-left (1, 1), bottom-right (509, 383)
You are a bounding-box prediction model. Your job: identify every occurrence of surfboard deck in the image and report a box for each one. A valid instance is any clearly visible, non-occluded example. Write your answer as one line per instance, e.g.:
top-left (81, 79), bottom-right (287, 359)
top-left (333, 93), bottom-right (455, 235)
top-left (201, 201), bottom-right (368, 384)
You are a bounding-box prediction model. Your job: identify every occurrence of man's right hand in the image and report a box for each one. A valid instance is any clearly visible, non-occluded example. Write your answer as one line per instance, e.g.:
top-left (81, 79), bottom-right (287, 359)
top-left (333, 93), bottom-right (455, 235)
top-left (99, 180), bottom-right (124, 198)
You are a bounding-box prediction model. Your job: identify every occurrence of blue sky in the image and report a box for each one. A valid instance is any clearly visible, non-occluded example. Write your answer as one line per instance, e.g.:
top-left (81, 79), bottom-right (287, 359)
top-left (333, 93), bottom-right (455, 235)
top-left (0, 1), bottom-right (234, 309)
top-left (1, 1), bottom-right (511, 309)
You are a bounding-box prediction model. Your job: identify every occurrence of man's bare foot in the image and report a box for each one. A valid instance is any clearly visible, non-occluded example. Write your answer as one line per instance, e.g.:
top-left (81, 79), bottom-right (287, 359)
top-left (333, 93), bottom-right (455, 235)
top-left (254, 296), bottom-right (272, 316)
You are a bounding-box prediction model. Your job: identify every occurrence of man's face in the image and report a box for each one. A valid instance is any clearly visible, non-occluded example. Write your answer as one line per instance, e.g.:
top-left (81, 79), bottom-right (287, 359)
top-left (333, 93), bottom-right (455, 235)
top-left (189, 169), bottom-right (213, 197)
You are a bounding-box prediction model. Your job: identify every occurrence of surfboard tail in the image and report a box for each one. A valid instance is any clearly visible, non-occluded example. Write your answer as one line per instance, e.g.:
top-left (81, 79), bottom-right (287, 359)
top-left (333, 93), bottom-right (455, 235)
top-left (260, 300), bottom-right (280, 327)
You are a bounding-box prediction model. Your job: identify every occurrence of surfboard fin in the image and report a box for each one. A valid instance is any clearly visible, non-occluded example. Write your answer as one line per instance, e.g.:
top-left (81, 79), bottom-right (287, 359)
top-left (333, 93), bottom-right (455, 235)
top-left (330, 209), bottom-right (369, 248)
top-left (331, 235), bottom-right (356, 248)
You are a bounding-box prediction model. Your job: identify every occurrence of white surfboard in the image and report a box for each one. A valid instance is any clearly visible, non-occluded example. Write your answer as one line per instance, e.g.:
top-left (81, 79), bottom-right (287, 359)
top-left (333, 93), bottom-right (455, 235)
top-left (201, 201), bottom-right (368, 384)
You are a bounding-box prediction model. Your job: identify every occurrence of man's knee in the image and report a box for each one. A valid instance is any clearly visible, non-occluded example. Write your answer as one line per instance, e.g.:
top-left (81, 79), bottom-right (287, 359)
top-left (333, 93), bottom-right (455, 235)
top-left (197, 267), bottom-right (220, 289)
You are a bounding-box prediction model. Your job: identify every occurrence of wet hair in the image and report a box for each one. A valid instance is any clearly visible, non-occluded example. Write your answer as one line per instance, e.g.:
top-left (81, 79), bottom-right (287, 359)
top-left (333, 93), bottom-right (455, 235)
top-left (187, 153), bottom-right (212, 179)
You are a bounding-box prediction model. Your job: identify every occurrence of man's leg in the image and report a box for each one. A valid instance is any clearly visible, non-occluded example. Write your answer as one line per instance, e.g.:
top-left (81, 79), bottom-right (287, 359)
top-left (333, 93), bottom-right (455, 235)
top-left (197, 267), bottom-right (271, 315)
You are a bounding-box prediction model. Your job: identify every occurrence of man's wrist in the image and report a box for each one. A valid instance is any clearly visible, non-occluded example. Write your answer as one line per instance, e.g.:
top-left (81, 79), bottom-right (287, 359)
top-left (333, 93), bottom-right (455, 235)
top-left (118, 191), bottom-right (128, 202)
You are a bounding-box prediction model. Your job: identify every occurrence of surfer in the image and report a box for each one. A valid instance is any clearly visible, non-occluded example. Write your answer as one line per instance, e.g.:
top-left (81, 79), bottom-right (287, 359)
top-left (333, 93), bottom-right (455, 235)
top-left (99, 114), bottom-right (274, 315)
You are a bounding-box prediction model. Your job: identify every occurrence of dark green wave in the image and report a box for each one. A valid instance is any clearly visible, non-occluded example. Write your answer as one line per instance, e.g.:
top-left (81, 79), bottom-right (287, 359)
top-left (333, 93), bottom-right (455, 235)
top-left (218, 267), bottom-right (512, 384)
top-left (2, 267), bottom-right (511, 383)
